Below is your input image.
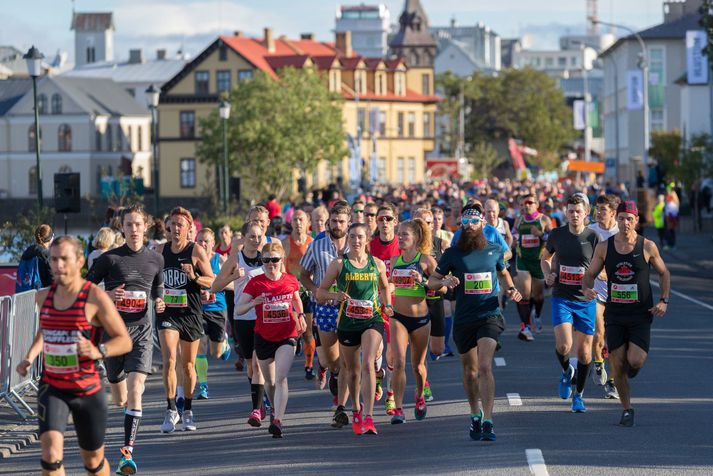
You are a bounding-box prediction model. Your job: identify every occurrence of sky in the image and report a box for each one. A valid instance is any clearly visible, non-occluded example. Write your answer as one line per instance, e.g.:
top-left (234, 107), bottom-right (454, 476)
top-left (1, 0), bottom-right (668, 63)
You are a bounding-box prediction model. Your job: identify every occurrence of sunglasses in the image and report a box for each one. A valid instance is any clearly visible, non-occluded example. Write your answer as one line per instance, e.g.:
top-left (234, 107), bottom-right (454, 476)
top-left (461, 217), bottom-right (482, 226)
top-left (377, 216), bottom-right (395, 222)
top-left (261, 257), bottom-right (282, 264)
top-left (365, 212), bottom-right (377, 218)
top-left (353, 209), bottom-right (364, 214)
top-left (523, 201), bottom-right (536, 205)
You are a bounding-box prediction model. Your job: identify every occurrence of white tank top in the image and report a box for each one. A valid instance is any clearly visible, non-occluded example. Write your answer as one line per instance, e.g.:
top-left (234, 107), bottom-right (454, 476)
top-left (588, 222), bottom-right (619, 301)
top-left (495, 218), bottom-right (507, 237)
top-left (233, 251), bottom-right (264, 321)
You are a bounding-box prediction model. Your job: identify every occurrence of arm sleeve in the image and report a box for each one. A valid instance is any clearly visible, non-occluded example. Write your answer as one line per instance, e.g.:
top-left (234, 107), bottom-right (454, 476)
top-left (85, 254), bottom-right (109, 284)
top-left (545, 229), bottom-right (557, 254)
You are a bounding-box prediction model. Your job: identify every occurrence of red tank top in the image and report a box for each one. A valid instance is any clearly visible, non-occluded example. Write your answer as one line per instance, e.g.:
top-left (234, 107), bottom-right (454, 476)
top-left (369, 236), bottom-right (400, 278)
top-left (40, 281), bottom-right (103, 396)
top-left (215, 243), bottom-right (231, 257)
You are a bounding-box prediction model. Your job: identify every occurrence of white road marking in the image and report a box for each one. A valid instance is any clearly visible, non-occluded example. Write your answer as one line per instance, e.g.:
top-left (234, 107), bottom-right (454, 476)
top-left (494, 357), bottom-right (506, 367)
top-left (650, 280), bottom-right (713, 311)
top-left (506, 393), bottom-right (522, 406)
top-left (526, 449), bottom-right (550, 476)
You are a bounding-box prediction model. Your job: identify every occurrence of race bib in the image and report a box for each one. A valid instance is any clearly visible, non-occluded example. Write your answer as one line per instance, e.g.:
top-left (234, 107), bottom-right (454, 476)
top-left (611, 283), bottom-right (638, 303)
top-left (263, 301), bottom-right (291, 323)
top-left (201, 290), bottom-right (216, 304)
top-left (464, 273), bottom-right (492, 295)
top-left (43, 342), bottom-right (79, 374)
top-left (559, 265), bottom-right (585, 286)
top-left (345, 299), bottom-right (374, 319)
top-left (392, 269), bottom-right (415, 288)
top-left (164, 289), bottom-right (188, 308)
top-left (521, 234), bottom-right (540, 248)
top-left (116, 290), bottom-right (147, 313)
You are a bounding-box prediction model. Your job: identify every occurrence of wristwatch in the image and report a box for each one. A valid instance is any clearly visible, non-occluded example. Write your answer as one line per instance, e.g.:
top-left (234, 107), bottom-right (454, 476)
top-left (297, 312), bottom-right (306, 319)
top-left (98, 343), bottom-right (108, 359)
top-left (508, 286), bottom-right (516, 292)
top-left (659, 298), bottom-right (669, 304)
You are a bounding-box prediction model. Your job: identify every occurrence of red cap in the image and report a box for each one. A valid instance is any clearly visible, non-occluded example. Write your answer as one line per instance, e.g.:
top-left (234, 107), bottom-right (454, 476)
top-left (617, 201), bottom-right (638, 216)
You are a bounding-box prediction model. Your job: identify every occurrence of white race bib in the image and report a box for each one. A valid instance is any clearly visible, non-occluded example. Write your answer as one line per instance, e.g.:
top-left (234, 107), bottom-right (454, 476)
top-left (263, 302), bottom-right (291, 323)
top-left (345, 299), bottom-right (374, 319)
top-left (464, 272), bottom-right (493, 295)
top-left (521, 234), bottom-right (540, 248)
top-left (392, 269), bottom-right (415, 288)
top-left (116, 290), bottom-right (147, 313)
top-left (43, 342), bottom-right (79, 374)
top-left (559, 265), bottom-right (585, 286)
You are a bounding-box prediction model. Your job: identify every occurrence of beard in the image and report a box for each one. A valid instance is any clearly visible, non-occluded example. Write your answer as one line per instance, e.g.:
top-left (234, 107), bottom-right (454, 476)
top-left (457, 227), bottom-right (488, 251)
top-left (329, 228), bottom-right (346, 239)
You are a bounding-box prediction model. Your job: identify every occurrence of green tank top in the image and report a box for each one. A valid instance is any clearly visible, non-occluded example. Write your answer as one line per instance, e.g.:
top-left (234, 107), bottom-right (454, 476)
top-left (392, 253), bottom-right (427, 299)
top-left (517, 216), bottom-right (544, 261)
top-left (337, 254), bottom-right (383, 331)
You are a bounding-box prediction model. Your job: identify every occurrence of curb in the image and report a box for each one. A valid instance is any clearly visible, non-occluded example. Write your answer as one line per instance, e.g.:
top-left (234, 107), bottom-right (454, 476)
top-left (0, 424), bottom-right (38, 459)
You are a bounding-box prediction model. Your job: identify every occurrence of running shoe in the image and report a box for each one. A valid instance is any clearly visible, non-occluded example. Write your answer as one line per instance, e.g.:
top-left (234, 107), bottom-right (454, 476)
top-left (263, 395), bottom-right (272, 417)
top-left (269, 419), bottom-right (283, 438)
top-left (160, 409), bottom-right (179, 433)
top-left (619, 408), bottom-right (635, 427)
top-left (332, 406), bottom-right (349, 428)
top-left (414, 395), bottom-right (427, 421)
top-left (423, 381), bottom-right (434, 402)
top-left (384, 392), bottom-right (396, 416)
top-left (247, 409), bottom-right (262, 427)
top-left (559, 365), bottom-right (575, 400)
top-left (259, 403), bottom-right (267, 421)
top-left (181, 410), bottom-right (197, 431)
top-left (390, 408), bottom-right (405, 424)
top-left (196, 383), bottom-right (209, 400)
top-left (518, 325), bottom-right (534, 342)
top-left (305, 367), bottom-right (315, 380)
top-left (316, 366), bottom-right (327, 390)
top-left (352, 409), bottom-right (365, 435)
top-left (444, 348), bottom-right (455, 357)
top-left (604, 381), bottom-right (619, 399)
top-left (533, 316), bottom-right (543, 334)
top-left (116, 447), bottom-right (136, 475)
top-left (375, 376), bottom-right (384, 402)
top-left (571, 393), bottom-right (586, 413)
top-left (363, 415), bottom-right (378, 435)
top-left (235, 356), bottom-right (245, 372)
top-left (469, 415), bottom-right (482, 441)
top-left (593, 362), bottom-right (607, 386)
top-left (219, 339), bottom-right (231, 361)
top-left (176, 397), bottom-right (184, 416)
top-left (480, 421), bottom-right (496, 441)
top-left (429, 351), bottom-right (441, 361)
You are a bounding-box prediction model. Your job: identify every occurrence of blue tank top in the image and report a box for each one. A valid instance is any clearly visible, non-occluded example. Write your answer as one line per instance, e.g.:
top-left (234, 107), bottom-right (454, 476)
top-left (202, 252), bottom-right (226, 311)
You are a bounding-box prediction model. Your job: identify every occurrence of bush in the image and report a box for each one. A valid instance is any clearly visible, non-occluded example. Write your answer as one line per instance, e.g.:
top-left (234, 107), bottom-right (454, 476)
top-left (0, 207), bottom-right (55, 262)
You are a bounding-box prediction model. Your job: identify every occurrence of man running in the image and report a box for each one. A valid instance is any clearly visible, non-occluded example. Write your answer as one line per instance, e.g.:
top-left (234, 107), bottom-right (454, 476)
top-left (541, 194), bottom-right (598, 413)
top-left (364, 202), bottom-right (379, 236)
top-left (86, 205), bottom-right (165, 474)
top-left (157, 207), bottom-right (214, 433)
top-left (583, 201), bottom-right (670, 426)
top-left (17, 236), bottom-right (132, 476)
top-left (427, 203), bottom-right (521, 442)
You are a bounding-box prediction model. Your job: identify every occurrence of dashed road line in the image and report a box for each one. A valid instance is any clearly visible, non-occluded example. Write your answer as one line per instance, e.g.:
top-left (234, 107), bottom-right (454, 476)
top-left (494, 357), bottom-right (506, 367)
top-left (506, 393), bottom-right (522, 406)
top-left (526, 449), bottom-right (550, 476)
top-left (650, 280), bottom-right (713, 311)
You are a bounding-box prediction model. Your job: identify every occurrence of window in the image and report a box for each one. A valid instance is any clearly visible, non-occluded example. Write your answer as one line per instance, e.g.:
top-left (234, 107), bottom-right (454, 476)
top-left (86, 46), bottom-right (96, 63)
top-left (126, 125), bottom-right (132, 151)
top-left (29, 166), bottom-right (37, 195)
top-left (357, 108), bottom-right (366, 135)
top-left (106, 124), bottom-right (113, 151)
top-left (422, 74), bottom-right (430, 96)
top-left (396, 157), bottom-right (405, 182)
top-left (238, 70), bottom-right (253, 81)
top-left (180, 159), bottom-right (196, 188)
top-left (545, 57), bottom-right (554, 67)
top-left (423, 111), bottom-right (431, 137)
top-left (558, 56), bottom-right (567, 67)
top-left (126, 88), bottom-right (136, 98)
top-left (219, 45), bottom-right (228, 61)
top-left (95, 128), bottom-right (103, 151)
top-left (28, 125), bottom-right (42, 152)
top-left (378, 157), bottom-right (387, 183)
top-left (180, 111), bottom-right (196, 138)
top-left (58, 165), bottom-right (72, 173)
top-left (115, 125), bottom-right (122, 152)
top-left (533, 57), bottom-right (541, 67)
top-left (375, 73), bottom-right (386, 95)
top-left (137, 126), bottom-right (143, 151)
top-left (397, 112), bottom-right (404, 137)
top-left (407, 157), bottom-right (415, 183)
top-left (395, 73), bottom-right (405, 95)
top-left (217, 70), bottom-right (231, 94)
top-left (195, 71), bottom-right (210, 94)
top-left (408, 112), bottom-right (416, 137)
top-left (411, 51), bottom-right (420, 66)
top-left (58, 124), bottom-right (72, 152)
top-left (651, 109), bottom-right (664, 131)
top-left (51, 94), bottom-right (62, 114)
top-left (379, 111), bottom-right (386, 136)
top-left (329, 70), bottom-right (340, 92)
top-left (37, 94), bottom-right (47, 115)
top-left (571, 56), bottom-right (578, 66)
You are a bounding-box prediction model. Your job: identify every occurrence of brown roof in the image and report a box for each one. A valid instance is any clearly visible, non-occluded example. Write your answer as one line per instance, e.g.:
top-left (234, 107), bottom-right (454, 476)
top-left (265, 55), bottom-right (311, 70)
top-left (71, 12), bottom-right (114, 31)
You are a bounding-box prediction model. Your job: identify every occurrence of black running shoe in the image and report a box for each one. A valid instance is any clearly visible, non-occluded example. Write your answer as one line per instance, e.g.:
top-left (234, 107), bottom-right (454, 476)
top-left (331, 406), bottom-right (349, 428)
top-left (469, 416), bottom-right (482, 441)
top-left (480, 421), bottom-right (496, 441)
top-left (269, 419), bottom-right (283, 438)
top-left (619, 408), bottom-right (635, 427)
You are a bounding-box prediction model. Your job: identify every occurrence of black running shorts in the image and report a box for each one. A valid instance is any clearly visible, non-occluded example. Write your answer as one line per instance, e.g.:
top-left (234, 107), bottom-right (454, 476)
top-left (337, 321), bottom-right (385, 347)
top-left (254, 334), bottom-right (297, 360)
top-left (157, 313), bottom-right (204, 342)
top-left (453, 315), bottom-right (505, 354)
top-left (203, 310), bottom-right (227, 342)
top-left (104, 322), bottom-right (153, 383)
top-left (605, 313), bottom-right (653, 353)
top-left (234, 319), bottom-right (257, 358)
top-left (426, 298), bottom-right (445, 337)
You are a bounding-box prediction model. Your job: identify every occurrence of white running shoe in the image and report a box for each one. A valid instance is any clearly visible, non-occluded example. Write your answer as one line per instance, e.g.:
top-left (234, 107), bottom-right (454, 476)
top-left (593, 363), bottom-right (608, 386)
top-left (160, 409), bottom-right (179, 433)
top-left (518, 326), bottom-right (534, 342)
top-left (181, 410), bottom-right (197, 431)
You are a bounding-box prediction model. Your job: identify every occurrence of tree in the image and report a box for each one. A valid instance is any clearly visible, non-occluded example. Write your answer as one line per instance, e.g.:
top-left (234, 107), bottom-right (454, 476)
top-left (0, 207), bottom-right (55, 261)
top-left (649, 130), bottom-right (683, 182)
top-left (468, 142), bottom-right (500, 179)
top-left (197, 68), bottom-right (347, 200)
top-left (681, 133), bottom-right (713, 191)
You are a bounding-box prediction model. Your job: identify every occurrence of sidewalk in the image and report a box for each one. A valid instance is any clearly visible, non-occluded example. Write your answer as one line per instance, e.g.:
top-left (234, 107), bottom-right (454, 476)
top-left (0, 393), bottom-right (38, 459)
top-left (644, 216), bottom-right (713, 279)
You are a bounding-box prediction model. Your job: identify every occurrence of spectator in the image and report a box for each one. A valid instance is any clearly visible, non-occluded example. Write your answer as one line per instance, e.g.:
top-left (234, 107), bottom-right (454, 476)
top-left (148, 216), bottom-right (168, 250)
top-left (15, 224), bottom-right (53, 291)
top-left (87, 227), bottom-right (116, 269)
top-left (265, 194), bottom-right (281, 220)
top-left (664, 189), bottom-right (680, 250)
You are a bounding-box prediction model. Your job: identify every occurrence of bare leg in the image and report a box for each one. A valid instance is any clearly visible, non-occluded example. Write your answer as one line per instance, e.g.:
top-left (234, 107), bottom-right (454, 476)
top-left (390, 319), bottom-right (410, 408)
top-left (340, 344), bottom-right (361, 412)
top-left (410, 323), bottom-right (431, 399)
top-left (41, 431), bottom-right (65, 476)
top-left (272, 345), bottom-right (296, 420)
top-left (159, 330), bottom-right (179, 399)
top-left (360, 330), bottom-right (382, 417)
top-left (476, 338), bottom-right (498, 420)
top-left (459, 347), bottom-right (480, 415)
top-left (179, 339), bottom-right (201, 398)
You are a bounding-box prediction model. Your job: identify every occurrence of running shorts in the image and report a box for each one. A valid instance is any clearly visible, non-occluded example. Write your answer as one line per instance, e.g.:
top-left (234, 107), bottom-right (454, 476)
top-left (551, 297), bottom-right (596, 335)
top-left (314, 304), bottom-right (339, 333)
top-left (605, 313), bottom-right (653, 353)
top-left (104, 322), bottom-right (153, 383)
top-left (254, 334), bottom-right (297, 360)
top-left (157, 313), bottom-right (204, 342)
top-left (453, 315), bottom-right (505, 354)
top-left (234, 319), bottom-right (257, 358)
top-left (391, 311), bottom-right (430, 334)
top-left (337, 321), bottom-right (385, 347)
top-left (426, 298), bottom-right (445, 337)
top-left (203, 309), bottom-right (227, 342)
top-left (516, 256), bottom-right (544, 280)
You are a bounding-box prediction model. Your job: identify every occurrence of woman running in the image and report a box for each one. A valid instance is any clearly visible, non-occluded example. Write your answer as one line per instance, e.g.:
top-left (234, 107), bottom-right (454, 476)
top-left (317, 223), bottom-right (392, 435)
top-left (236, 242), bottom-right (306, 438)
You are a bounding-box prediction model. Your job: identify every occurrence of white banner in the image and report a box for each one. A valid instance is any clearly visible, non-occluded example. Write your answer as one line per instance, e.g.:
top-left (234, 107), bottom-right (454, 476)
top-left (686, 30), bottom-right (708, 85)
top-left (573, 99), bottom-right (586, 130)
top-left (626, 69), bottom-right (644, 110)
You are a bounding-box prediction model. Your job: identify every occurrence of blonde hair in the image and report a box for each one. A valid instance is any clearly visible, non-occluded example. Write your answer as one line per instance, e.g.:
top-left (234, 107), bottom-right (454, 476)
top-left (262, 241), bottom-right (285, 257)
top-left (93, 227), bottom-right (115, 250)
top-left (400, 219), bottom-right (432, 255)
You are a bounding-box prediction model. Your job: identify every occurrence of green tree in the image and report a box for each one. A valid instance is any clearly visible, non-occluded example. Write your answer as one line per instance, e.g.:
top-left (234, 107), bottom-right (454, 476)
top-left (0, 207), bottom-right (55, 261)
top-left (649, 129), bottom-right (683, 181)
top-left (469, 142), bottom-right (500, 179)
top-left (681, 133), bottom-right (713, 191)
top-left (197, 68), bottom-right (347, 200)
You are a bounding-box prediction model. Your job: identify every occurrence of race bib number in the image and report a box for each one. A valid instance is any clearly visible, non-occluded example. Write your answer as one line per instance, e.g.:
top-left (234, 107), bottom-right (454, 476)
top-left (116, 290), bottom-right (147, 313)
top-left (521, 234), bottom-right (540, 248)
top-left (464, 273), bottom-right (493, 295)
top-left (392, 269), bottom-right (415, 288)
top-left (263, 302), bottom-right (290, 323)
top-left (201, 290), bottom-right (216, 304)
top-left (611, 283), bottom-right (638, 303)
top-left (164, 289), bottom-right (188, 308)
top-left (559, 265), bottom-right (585, 286)
top-left (346, 299), bottom-right (374, 319)
top-left (43, 342), bottom-right (79, 374)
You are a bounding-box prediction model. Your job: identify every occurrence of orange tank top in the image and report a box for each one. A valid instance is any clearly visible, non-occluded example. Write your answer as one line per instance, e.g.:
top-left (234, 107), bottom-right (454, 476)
top-left (286, 235), bottom-right (313, 278)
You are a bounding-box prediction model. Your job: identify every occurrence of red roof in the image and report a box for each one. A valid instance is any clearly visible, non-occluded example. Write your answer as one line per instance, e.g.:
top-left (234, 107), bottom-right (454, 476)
top-left (266, 55), bottom-right (311, 70)
top-left (312, 55), bottom-right (340, 70)
top-left (364, 58), bottom-right (385, 70)
top-left (340, 57), bottom-right (365, 70)
top-left (342, 88), bottom-right (440, 104)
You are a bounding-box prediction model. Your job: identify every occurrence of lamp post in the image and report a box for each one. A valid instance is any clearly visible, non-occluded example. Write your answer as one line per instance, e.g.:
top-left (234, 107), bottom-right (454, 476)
top-left (145, 84), bottom-right (160, 215)
top-left (219, 100), bottom-right (231, 215)
top-left (24, 46), bottom-right (44, 210)
top-left (594, 56), bottom-right (621, 184)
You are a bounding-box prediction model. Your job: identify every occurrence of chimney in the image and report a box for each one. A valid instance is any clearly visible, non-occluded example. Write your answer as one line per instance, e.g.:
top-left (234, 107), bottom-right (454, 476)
top-left (156, 49), bottom-right (166, 60)
top-left (336, 31), bottom-right (353, 57)
top-left (234, 30), bottom-right (244, 38)
top-left (300, 33), bottom-right (314, 41)
top-left (264, 27), bottom-right (275, 53)
top-left (128, 49), bottom-right (144, 64)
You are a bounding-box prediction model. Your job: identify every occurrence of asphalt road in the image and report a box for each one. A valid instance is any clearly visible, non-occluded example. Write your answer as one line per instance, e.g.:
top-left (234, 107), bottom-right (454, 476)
top-left (2, 256), bottom-right (712, 475)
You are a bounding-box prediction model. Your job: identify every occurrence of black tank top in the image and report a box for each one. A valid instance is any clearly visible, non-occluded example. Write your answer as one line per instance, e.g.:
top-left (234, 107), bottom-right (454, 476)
top-left (604, 235), bottom-right (652, 316)
top-left (162, 242), bottom-right (203, 318)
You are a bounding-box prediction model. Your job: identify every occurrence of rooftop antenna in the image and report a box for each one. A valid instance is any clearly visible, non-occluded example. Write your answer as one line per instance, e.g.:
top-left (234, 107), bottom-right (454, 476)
top-left (587, 0), bottom-right (599, 35)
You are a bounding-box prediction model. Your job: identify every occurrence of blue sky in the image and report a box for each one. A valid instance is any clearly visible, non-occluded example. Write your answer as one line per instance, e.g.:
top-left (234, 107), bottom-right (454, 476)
top-left (2, 0), bottom-right (666, 63)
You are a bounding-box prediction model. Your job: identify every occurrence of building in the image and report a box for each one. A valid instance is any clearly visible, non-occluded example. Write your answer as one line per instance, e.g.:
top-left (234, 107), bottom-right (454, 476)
top-left (71, 12), bottom-right (115, 68)
top-left (431, 19), bottom-right (502, 76)
top-left (156, 24), bottom-right (438, 201)
top-left (335, 4), bottom-right (391, 58)
top-left (0, 45), bottom-right (59, 78)
top-left (512, 46), bottom-right (598, 78)
top-left (0, 76), bottom-right (151, 200)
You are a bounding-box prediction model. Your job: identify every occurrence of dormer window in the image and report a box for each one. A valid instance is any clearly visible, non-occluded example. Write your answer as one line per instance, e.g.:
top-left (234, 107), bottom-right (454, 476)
top-left (395, 72), bottom-right (406, 96)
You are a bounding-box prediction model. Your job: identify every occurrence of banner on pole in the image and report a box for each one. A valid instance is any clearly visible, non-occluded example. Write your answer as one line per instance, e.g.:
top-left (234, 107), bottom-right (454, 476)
top-left (626, 69), bottom-right (644, 110)
top-left (686, 30), bottom-right (708, 85)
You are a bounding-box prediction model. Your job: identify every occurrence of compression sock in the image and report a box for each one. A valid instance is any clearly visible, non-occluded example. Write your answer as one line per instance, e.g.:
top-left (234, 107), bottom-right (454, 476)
top-left (517, 301), bottom-right (531, 325)
top-left (576, 361), bottom-right (591, 394)
top-left (556, 350), bottom-right (570, 372)
top-left (184, 398), bottom-right (193, 411)
top-left (124, 409), bottom-right (142, 451)
top-left (195, 354), bottom-right (208, 384)
top-left (251, 384), bottom-right (265, 410)
top-left (303, 339), bottom-right (316, 369)
top-left (167, 398), bottom-right (176, 411)
top-left (533, 297), bottom-right (544, 318)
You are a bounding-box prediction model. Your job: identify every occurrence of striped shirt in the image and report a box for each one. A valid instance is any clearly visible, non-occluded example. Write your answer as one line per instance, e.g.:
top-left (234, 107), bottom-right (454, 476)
top-left (299, 234), bottom-right (349, 287)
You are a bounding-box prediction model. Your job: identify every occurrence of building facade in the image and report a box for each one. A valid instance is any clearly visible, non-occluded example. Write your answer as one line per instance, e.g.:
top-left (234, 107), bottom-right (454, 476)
top-left (335, 4), bottom-right (391, 58)
top-left (431, 20), bottom-right (502, 76)
top-left (71, 12), bottom-right (115, 68)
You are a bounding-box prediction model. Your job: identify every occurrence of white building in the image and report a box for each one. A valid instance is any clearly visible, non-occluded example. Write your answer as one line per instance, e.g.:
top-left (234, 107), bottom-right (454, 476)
top-left (71, 12), bottom-right (115, 67)
top-left (513, 47), bottom-right (598, 78)
top-left (335, 4), bottom-right (391, 58)
top-left (431, 20), bottom-right (501, 76)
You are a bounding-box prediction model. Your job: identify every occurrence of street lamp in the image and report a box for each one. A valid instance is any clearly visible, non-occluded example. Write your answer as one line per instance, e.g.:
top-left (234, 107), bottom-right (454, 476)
top-left (145, 84), bottom-right (160, 215)
top-left (24, 46), bottom-right (44, 210)
top-left (219, 100), bottom-right (231, 215)
top-left (594, 56), bottom-right (621, 184)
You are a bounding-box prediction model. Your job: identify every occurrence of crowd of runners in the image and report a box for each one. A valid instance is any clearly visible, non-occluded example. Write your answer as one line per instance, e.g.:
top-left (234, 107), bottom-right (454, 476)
top-left (14, 176), bottom-right (672, 475)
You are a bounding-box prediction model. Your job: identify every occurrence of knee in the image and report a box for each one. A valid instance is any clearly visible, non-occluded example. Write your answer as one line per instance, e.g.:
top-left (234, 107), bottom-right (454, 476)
top-left (392, 356), bottom-right (407, 372)
top-left (556, 343), bottom-right (570, 355)
top-left (477, 362), bottom-right (492, 378)
top-left (82, 453), bottom-right (106, 474)
top-left (182, 361), bottom-right (195, 374)
top-left (628, 355), bottom-right (646, 369)
top-left (464, 366), bottom-right (478, 382)
top-left (164, 356), bottom-right (177, 371)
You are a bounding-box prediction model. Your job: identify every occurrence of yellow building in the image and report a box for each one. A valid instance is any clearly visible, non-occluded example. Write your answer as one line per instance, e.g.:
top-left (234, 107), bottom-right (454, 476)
top-left (157, 14), bottom-right (438, 200)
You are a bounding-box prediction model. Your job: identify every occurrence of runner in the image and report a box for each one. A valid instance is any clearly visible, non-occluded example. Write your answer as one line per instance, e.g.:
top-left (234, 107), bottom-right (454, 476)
top-left (194, 228), bottom-right (231, 400)
top-left (427, 203), bottom-right (521, 442)
top-left (389, 218), bottom-right (440, 423)
top-left (351, 199), bottom-right (366, 224)
top-left (86, 205), bottom-right (165, 474)
top-left (514, 194), bottom-right (553, 340)
top-left (317, 223), bottom-right (392, 435)
top-left (583, 201), bottom-right (670, 426)
top-left (214, 225), bottom-right (242, 372)
top-left (156, 207), bottom-right (214, 433)
top-left (540, 194), bottom-right (599, 412)
top-left (588, 194), bottom-right (621, 399)
top-left (236, 242), bottom-right (306, 437)
top-left (364, 202), bottom-right (379, 236)
top-left (311, 205), bottom-right (329, 239)
top-left (16, 236), bottom-right (132, 476)
top-left (485, 199), bottom-right (513, 310)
